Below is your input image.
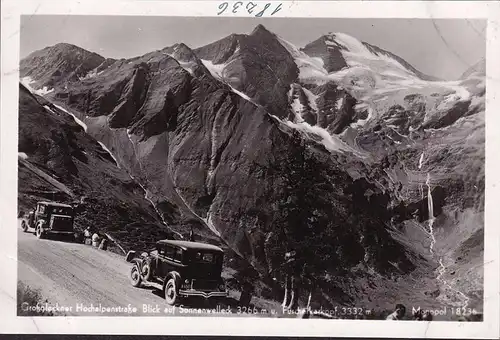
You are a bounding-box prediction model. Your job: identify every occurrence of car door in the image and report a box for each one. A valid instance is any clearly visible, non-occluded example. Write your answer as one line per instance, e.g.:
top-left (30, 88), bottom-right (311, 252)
top-left (157, 244), bottom-right (176, 277)
top-left (35, 204), bottom-right (45, 225)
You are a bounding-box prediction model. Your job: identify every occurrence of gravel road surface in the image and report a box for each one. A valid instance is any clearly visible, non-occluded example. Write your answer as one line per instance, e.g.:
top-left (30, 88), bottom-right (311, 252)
top-left (17, 227), bottom-right (254, 317)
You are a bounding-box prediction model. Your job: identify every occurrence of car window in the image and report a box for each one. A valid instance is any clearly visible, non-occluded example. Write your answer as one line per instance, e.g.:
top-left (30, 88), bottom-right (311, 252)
top-left (173, 248), bottom-right (183, 262)
top-left (194, 252), bottom-right (215, 263)
top-left (157, 244), bottom-right (165, 255)
top-left (52, 207), bottom-right (72, 215)
top-left (159, 245), bottom-right (183, 262)
top-left (164, 245), bottom-right (176, 260)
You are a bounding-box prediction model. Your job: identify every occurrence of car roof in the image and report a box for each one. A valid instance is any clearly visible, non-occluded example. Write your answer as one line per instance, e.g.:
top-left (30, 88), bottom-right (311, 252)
top-left (38, 201), bottom-right (73, 208)
top-left (157, 240), bottom-right (223, 252)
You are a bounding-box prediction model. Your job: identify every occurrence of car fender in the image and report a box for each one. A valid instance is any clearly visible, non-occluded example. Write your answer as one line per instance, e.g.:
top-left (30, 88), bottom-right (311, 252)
top-left (128, 255), bottom-right (154, 278)
top-left (125, 250), bottom-right (137, 263)
top-left (163, 271), bottom-right (182, 291)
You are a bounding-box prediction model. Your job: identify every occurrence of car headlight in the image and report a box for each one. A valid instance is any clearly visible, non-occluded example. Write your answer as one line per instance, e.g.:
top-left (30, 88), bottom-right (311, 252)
top-left (218, 283), bottom-right (226, 291)
top-left (182, 279), bottom-right (191, 289)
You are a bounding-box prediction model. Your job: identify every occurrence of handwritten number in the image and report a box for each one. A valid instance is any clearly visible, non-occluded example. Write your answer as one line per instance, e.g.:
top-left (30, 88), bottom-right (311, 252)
top-left (271, 3), bottom-right (282, 15)
top-left (217, 2), bottom-right (228, 15)
top-left (233, 1), bottom-right (243, 13)
top-left (219, 2), bottom-right (282, 16)
top-left (246, 2), bottom-right (257, 14)
top-left (255, 3), bottom-right (271, 17)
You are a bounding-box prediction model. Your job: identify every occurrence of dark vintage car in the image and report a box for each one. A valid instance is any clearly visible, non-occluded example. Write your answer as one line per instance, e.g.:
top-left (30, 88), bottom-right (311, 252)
top-left (126, 240), bottom-right (228, 305)
top-left (20, 201), bottom-right (75, 239)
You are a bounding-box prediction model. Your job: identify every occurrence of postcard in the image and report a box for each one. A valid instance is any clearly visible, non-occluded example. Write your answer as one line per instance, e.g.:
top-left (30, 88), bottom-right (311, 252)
top-left (1, 0), bottom-right (499, 338)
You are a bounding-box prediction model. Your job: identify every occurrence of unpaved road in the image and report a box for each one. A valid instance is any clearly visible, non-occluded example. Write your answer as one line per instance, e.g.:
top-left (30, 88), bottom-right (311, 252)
top-left (17, 226), bottom-right (263, 317)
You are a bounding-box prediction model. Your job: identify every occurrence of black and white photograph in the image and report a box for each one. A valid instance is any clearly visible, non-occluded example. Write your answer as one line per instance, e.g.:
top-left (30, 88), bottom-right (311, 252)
top-left (1, 0), bottom-right (499, 338)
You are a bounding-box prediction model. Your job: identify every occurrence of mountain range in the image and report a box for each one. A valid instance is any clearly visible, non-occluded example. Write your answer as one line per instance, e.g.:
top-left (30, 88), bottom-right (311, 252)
top-left (18, 24), bottom-right (485, 317)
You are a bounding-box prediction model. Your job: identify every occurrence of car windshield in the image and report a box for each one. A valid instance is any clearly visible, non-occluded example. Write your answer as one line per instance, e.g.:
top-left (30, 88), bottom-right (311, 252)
top-left (51, 207), bottom-right (73, 215)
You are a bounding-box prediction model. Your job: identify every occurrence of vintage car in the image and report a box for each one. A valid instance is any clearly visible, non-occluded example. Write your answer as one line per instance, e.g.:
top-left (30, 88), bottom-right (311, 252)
top-left (126, 239), bottom-right (228, 305)
top-left (20, 201), bottom-right (75, 239)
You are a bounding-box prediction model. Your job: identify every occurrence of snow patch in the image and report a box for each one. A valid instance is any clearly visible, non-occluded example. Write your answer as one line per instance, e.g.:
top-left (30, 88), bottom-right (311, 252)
top-left (276, 35), bottom-right (331, 85)
top-left (200, 57), bottom-right (259, 105)
top-left (20, 77), bottom-right (36, 93)
top-left (230, 86), bottom-right (253, 103)
top-left (164, 51), bottom-right (197, 76)
top-left (302, 87), bottom-right (319, 113)
top-left (80, 71), bottom-right (97, 80)
top-left (43, 105), bottom-right (55, 114)
top-left (332, 32), bottom-right (417, 78)
top-left (200, 59), bottom-right (226, 80)
top-left (288, 84), bottom-right (318, 118)
top-left (34, 86), bottom-right (54, 96)
top-left (335, 97), bottom-right (344, 110)
top-left (54, 104), bottom-right (88, 132)
top-left (288, 86), bottom-right (305, 122)
top-left (272, 114), bottom-right (365, 157)
top-left (203, 212), bottom-right (221, 237)
top-left (80, 60), bottom-right (108, 80)
top-left (97, 141), bottom-right (121, 168)
top-left (418, 152), bottom-right (424, 169)
top-left (80, 67), bottom-right (105, 80)
top-left (177, 61), bottom-right (195, 76)
top-left (20, 76), bottom-right (53, 97)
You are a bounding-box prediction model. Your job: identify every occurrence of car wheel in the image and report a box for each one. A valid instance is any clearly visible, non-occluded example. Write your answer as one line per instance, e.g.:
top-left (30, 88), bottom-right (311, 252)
top-left (141, 260), bottom-right (153, 282)
top-left (164, 278), bottom-right (178, 305)
top-left (36, 226), bottom-right (45, 239)
top-left (130, 264), bottom-right (142, 287)
top-left (21, 221), bottom-right (28, 232)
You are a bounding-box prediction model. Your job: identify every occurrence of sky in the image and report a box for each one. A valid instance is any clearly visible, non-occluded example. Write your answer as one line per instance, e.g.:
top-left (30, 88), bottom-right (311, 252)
top-left (20, 16), bottom-right (486, 80)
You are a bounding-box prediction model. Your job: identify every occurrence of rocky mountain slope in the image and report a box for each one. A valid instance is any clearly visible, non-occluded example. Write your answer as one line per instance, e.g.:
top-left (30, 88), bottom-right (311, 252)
top-left (18, 83), bottom-right (180, 250)
top-left (19, 25), bottom-right (484, 317)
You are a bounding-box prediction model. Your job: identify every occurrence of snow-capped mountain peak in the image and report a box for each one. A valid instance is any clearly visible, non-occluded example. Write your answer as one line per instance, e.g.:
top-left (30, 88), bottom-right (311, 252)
top-left (326, 32), bottom-right (419, 79)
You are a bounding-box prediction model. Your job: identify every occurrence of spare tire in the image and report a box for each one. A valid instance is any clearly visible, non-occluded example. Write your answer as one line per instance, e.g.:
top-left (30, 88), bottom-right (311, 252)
top-left (130, 263), bottom-right (142, 287)
top-left (141, 257), bottom-right (153, 281)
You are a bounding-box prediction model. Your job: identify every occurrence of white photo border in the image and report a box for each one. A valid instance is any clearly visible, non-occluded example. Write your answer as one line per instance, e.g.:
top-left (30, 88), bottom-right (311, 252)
top-left (1, 0), bottom-right (499, 338)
